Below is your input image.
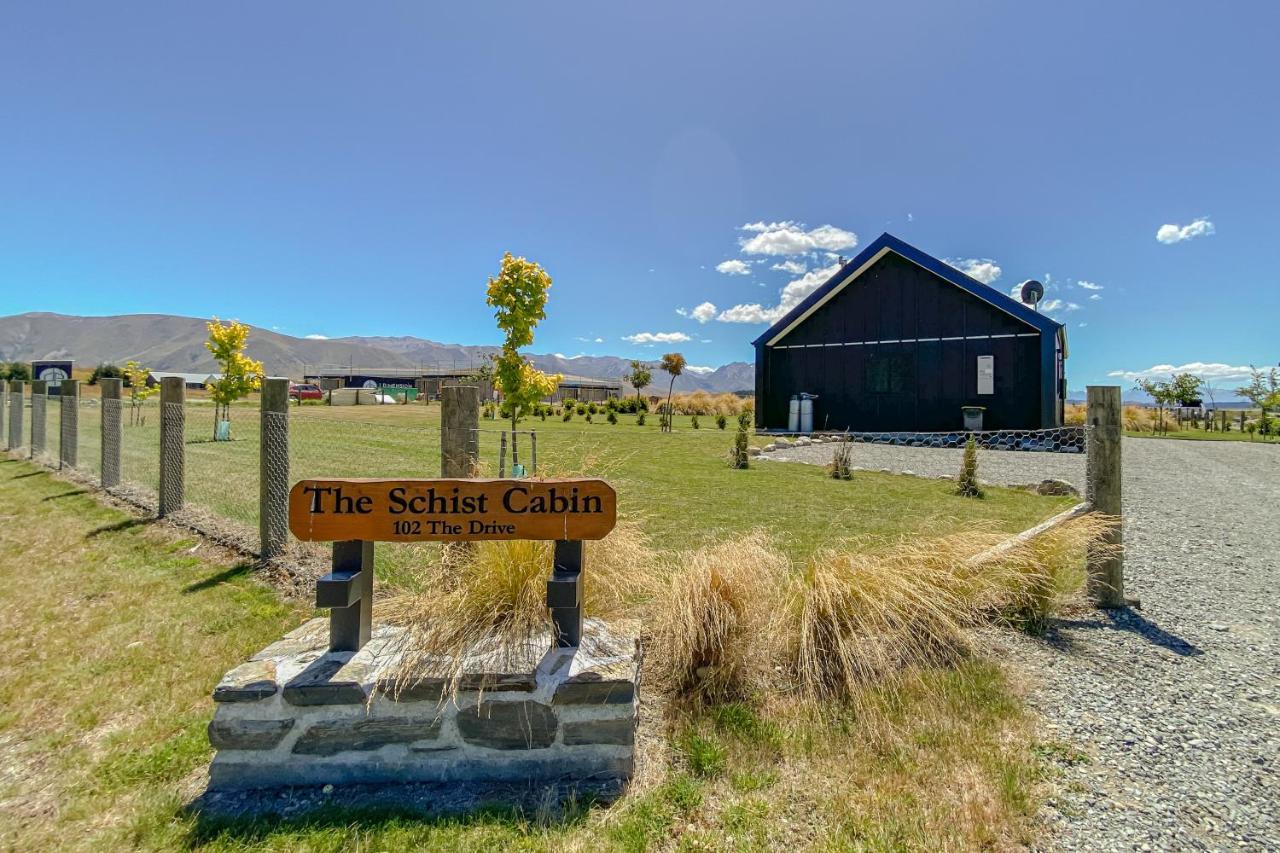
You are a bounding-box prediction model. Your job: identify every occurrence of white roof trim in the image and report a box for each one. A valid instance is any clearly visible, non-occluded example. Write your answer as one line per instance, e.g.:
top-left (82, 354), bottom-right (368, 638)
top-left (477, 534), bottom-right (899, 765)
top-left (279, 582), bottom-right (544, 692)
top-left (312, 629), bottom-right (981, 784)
top-left (764, 246), bottom-right (1041, 347)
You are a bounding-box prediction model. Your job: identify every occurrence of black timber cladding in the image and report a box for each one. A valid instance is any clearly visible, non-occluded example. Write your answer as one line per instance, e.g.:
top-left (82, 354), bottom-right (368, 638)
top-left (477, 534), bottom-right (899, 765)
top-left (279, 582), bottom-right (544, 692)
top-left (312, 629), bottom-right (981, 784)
top-left (753, 234), bottom-right (1064, 432)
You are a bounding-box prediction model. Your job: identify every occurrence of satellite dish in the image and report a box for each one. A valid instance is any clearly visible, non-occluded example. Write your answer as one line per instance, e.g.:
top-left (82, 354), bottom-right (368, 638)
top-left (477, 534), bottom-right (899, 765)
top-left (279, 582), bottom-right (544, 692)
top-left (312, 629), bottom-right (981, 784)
top-left (1019, 280), bottom-right (1045, 310)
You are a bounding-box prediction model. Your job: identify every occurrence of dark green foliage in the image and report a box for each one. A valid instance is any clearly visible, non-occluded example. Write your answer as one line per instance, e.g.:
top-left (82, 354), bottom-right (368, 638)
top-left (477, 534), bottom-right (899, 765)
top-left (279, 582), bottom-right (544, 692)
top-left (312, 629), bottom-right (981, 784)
top-left (576, 403), bottom-right (587, 416)
top-left (0, 362), bottom-right (32, 381)
top-left (956, 436), bottom-right (984, 497)
top-left (636, 413), bottom-right (646, 426)
top-left (729, 412), bottom-right (750, 469)
top-left (690, 414), bottom-right (700, 429)
top-left (562, 410), bottom-right (572, 422)
top-left (88, 363), bottom-right (123, 385)
top-left (716, 414), bottom-right (727, 430)
top-left (607, 410), bottom-right (618, 425)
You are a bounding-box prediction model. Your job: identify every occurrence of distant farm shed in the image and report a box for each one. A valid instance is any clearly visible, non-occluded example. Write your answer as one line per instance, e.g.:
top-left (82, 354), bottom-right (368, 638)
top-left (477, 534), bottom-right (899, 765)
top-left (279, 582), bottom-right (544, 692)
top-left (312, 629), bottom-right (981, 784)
top-left (146, 372), bottom-right (220, 389)
top-left (753, 233), bottom-right (1066, 433)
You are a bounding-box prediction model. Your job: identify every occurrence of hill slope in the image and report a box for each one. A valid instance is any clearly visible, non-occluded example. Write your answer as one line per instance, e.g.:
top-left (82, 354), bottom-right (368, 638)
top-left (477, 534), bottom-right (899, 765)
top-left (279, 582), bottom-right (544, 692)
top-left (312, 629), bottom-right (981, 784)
top-left (0, 313), bottom-right (754, 393)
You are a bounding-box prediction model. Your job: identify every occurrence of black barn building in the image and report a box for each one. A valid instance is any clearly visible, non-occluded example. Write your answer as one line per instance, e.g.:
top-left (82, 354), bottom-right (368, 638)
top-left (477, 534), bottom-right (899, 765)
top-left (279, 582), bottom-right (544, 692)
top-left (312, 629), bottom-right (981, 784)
top-left (753, 233), bottom-right (1066, 433)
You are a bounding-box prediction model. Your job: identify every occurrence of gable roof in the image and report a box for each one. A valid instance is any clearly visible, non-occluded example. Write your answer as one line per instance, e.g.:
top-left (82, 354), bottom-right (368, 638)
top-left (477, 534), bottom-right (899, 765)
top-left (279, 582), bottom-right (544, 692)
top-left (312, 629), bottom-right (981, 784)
top-left (752, 232), bottom-right (1063, 347)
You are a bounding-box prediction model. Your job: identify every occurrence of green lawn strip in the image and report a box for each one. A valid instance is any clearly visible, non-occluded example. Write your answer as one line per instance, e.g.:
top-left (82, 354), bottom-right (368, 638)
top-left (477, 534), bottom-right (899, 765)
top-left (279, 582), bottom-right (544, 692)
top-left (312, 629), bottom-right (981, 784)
top-left (1124, 429), bottom-right (1276, 443)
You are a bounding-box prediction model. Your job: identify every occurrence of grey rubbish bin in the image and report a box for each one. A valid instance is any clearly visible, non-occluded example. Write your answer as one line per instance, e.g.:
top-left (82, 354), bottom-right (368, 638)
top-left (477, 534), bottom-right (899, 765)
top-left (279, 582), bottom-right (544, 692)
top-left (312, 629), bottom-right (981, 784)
top-left (961, 406), bottom-right (985, 431)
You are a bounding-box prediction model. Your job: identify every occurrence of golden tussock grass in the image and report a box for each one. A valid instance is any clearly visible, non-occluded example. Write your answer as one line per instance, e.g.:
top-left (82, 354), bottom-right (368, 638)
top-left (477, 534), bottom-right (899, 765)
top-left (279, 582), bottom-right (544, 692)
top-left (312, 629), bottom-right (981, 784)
top-left (666, 391), bottom-right (754, 417)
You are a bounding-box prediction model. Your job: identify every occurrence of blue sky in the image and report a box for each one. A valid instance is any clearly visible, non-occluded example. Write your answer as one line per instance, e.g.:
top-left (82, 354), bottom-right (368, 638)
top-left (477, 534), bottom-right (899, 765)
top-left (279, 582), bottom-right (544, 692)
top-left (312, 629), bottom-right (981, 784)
top-left (1, 1), bottom-right (1276, 389)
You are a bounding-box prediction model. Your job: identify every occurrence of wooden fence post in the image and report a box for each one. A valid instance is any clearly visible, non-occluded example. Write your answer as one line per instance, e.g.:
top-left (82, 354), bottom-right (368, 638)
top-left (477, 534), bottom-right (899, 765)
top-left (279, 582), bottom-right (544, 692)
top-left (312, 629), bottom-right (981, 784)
top-left (59, 380), bottom-right (79, 469)
top-left (100, 378), bottom-right (122, 488)
top-left (440, 384), bottom-right (479, 478)
top-left (8, 380), bottom-right (24, 451)
top-left (259, 377), bottom-right (290, 559)
top-left (1086, 385), bottom-right (1125, 607)
top-left (158, 376), bottom-right (185, 517)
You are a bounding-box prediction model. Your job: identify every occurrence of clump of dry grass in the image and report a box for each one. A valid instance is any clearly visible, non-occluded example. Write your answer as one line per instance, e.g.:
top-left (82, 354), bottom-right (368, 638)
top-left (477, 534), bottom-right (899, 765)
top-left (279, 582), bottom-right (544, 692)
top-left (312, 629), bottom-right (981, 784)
top-left (381, 517), bottom-right (656, 697)
top-left (1064, 402), bottom-right (1087, 425)
top-left (667, 392), bottom-right (754, 417)
top-left (826, 437), bottom-right (854, 479)
top-left (644, 533), bottom-right (788, 706)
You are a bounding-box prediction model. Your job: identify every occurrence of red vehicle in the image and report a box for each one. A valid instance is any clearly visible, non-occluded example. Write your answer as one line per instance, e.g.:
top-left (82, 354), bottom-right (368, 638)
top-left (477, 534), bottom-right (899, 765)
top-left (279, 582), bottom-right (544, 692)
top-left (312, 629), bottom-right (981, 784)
top-left (289, 383), bottom-right (323, 401)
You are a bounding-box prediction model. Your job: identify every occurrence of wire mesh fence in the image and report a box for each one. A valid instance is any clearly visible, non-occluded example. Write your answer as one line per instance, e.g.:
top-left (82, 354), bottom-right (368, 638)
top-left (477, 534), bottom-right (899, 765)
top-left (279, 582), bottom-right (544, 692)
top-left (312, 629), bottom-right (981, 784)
top-left (181, 401), bottom-right (260, 530)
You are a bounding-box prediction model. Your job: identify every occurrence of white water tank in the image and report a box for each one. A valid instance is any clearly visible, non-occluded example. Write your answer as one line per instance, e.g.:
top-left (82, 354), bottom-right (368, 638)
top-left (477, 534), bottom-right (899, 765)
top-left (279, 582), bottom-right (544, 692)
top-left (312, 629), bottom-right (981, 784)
top-left (788, 395), bottom-right (800, 432)
top-left (799, 395), bottom-right (814, 434)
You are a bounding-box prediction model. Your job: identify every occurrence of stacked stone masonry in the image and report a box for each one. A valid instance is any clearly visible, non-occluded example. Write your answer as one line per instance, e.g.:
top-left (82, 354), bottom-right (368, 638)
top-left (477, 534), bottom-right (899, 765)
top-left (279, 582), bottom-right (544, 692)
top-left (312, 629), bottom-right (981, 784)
top-left (208, 617), bottom-right (640, 790)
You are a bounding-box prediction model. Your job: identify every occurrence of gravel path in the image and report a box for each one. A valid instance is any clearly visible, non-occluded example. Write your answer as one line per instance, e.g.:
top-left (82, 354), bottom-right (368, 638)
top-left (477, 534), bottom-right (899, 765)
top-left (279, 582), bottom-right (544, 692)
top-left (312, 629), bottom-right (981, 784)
top-left (760, 438), bottom-right (1087, 490)
top-left (770, 436), bottom-right (1278, 848)
top-left (1004, 438), bottom-right (1279, 850)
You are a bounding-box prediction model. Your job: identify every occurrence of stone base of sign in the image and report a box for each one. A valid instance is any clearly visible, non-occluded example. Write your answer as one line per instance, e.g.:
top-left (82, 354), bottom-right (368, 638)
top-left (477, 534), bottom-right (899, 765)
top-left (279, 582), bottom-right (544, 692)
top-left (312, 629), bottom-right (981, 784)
top-left (207, 617), bottom-right (640, 791)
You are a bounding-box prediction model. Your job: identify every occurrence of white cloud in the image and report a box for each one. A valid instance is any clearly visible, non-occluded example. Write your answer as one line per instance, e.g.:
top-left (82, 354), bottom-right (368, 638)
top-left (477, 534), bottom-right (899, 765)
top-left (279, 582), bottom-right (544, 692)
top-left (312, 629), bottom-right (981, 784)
top-left (304, 334), bottom-right (328, 340)
top-left (907, 212), bottom-right (914, 222)
top-left (1076, 280), bottom-right (1103, 291)
top-left (771, 259), bottom-right (807, 275)
top-left (716, 262), bottom-right (842, 324)
top-left (738, 221), bottom-right (857, 256)
top-left (623, 331), bottom-right (692, 344)
top-left (1156, 218), bottom-right (1214, 244)
top-left (1089, 293), bottom-right (1102, 301)
top-left (946, 258), bottom-right (1002, 285)
top-left (1040, 298), bottom-right (1066, 312)
top-left (690, 301), bottom-right (716, 323)
top-left (715, 259), bottom-right (752, 276)
top-left (1107, 362), bottom-right (1254, 383)
top-left (685, 365), bottom-right (715, 375)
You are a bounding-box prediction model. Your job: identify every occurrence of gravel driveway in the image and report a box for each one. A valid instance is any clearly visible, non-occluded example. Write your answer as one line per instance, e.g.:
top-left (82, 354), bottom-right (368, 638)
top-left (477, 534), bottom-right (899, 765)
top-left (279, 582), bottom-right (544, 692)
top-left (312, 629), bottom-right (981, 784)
top-left (769, 436), bottom-right (1279, 848)
top-left (760, 438), bottom-right (1088, 490)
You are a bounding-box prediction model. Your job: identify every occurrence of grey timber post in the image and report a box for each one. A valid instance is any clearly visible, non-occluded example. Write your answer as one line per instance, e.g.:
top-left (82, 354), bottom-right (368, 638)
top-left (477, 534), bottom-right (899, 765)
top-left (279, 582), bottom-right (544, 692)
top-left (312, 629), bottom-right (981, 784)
top-left (259, 377), bottom-right (290, 559)
top-left (29, 380), bottom-right (46, 458)
top-left (100, 378), bottom-right (123, 488)
top-left (318, 540), bottom-right (375, 652)
top-left (1086, 385), bottom-right (1124, 607)
top-left (440, 384), bottom-right (480, 477)
top-left (8, 380), bottom-right (23, 451)
top-left (59, 380), bottom-right (79, 469)
top-left (159, 376), bottom-right (185, 517)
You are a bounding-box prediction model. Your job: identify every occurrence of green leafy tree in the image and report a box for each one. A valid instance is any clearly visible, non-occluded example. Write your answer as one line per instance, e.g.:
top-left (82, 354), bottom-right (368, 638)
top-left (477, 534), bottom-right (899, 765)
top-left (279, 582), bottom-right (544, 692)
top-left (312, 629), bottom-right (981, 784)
top-left (205, 318), bottom-right (264, 440)
top-left (1236, 366), bottom-right (1280, 425)
top-left (88, 363), bottom-right (123, 385)
top-left (486, 253), bottom-right (562, 469)
top-left (122, 361), bottom-right (157, 426)
top-left (625, 360), bottom-right (652, 405)
top-left (659, 352), bottom-right (686, 433)
top-left (2, 362), bottom-right (32, 381)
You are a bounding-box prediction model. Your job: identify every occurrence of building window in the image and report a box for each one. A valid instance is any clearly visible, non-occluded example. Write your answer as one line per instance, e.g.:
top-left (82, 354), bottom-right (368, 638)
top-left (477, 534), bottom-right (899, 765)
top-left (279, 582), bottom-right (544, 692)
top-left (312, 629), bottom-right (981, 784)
top-left (866, 352), bottom-right (914, 393)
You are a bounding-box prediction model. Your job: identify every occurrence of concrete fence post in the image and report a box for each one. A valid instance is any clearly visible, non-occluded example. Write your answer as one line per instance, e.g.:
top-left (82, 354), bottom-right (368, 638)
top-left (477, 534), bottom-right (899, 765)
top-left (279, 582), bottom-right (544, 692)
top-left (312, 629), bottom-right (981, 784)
top-left (158, 376), bottom-right (185, 517)
top-left (59, 380), bottom-right (79, 469)
top-left (259, 377), bottom-right (290, 559)
top-left (1086, 385), bottom-right (1125, 607)
top-left (29, 380), bottom-right (46, 459)
top-left (441, 384), bottom-right (480, 477)
top-left (100, 378), bottom-right (123, 488)
top-left (0, 376), bottom-right (5, 444)
top-left (8, 380), bottom-right (24, 451)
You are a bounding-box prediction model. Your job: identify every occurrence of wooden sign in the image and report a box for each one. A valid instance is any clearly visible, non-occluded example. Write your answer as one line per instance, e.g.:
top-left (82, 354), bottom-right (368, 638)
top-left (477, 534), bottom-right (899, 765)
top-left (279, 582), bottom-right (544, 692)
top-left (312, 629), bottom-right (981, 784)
top-left (288, 478), bottom-right (617, 543)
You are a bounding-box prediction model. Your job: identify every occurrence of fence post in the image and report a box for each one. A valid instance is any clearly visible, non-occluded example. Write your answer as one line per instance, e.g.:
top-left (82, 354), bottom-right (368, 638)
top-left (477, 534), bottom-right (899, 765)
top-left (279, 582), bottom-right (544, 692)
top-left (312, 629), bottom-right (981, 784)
top-left (1086, 385), bottom-right (1125, 607)
top-left (8, 380), bottom-right (24, 451)
top-left (29, 380), bottom-right (46, 458)
top-left (59, 380), bottom-right (79, 469)
top-left (158, 376), bottom-right (185, 517)
top-left (440, 384), bottom-right (479, 477)
top-left (259, 377), bottom-right (290, 559)
top-left (99, 378), bottom-right (122, 488)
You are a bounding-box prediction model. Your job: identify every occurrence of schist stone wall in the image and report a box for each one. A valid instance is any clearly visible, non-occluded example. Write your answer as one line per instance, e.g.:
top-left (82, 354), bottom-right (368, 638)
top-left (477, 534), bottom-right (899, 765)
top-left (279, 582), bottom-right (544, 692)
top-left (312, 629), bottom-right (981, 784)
top-left (208, 617), bottom-right (640, 790)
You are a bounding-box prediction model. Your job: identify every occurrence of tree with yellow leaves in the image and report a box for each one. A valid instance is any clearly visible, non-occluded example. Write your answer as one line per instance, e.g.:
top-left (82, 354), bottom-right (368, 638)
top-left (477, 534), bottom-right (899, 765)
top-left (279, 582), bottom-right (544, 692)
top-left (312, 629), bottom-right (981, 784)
top-left (204, 318), bottom-right (264, 440)
top-left (486, 253), bottom-right (561, 471)
top-left (122, 360), bottom-right (157, 426)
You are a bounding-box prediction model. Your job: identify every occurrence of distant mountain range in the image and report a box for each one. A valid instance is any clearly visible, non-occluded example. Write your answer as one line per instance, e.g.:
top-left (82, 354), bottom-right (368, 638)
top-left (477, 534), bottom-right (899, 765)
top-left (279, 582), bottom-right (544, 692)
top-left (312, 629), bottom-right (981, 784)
top-left (0, 312), bottom-right (756, 394)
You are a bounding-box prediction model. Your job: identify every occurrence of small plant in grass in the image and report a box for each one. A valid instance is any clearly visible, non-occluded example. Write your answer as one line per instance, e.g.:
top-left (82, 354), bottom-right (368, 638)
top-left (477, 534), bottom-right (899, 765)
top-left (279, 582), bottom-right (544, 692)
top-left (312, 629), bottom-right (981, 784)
top-left (827, 438), bottom-right (854, 480)
top-left (956, 435), bottom-right (984, 497)
top-left (607, 410), bottom-right (617, 425)
top-left (562, 410), bottom-right (572, 422)
top-left (728, 411), bottom-right (750, 469)
top-left (691, 414), bottom-right (700, 429)
top-left (539, 408), bottom-right (547, 421)
top-left (122, 360), bottom-right (157, 426)
top-left (636, 412), bottom-right (646, 426)
top-left (576, 403), bottom-right (587, 416)
top-left (586, 412), bottom-right (593, 424)
top-left (716, 414), bottom-right (727, 430)
top-left (1246, 421), bottom-right (1257, 440)
top-left (678, 730), bottom-right (728, 777)
top-left (204, 317), bottom-right (263, 440)
top-left (484, 403), bottom-right (496, 420)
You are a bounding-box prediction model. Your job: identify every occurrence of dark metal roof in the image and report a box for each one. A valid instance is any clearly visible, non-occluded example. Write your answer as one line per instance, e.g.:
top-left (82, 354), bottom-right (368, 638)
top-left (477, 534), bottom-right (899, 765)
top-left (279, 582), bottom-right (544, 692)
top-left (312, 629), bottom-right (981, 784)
top-left (752, 232), bottom-right (1064, 346)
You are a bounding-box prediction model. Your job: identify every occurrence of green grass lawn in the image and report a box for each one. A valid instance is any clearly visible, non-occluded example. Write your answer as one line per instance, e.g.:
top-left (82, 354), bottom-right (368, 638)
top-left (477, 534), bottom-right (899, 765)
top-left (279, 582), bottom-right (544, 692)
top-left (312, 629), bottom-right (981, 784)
top-left (0, 458), bottom-right (1057, 850)
top-left (89, 399), bottom-right (1072, 559)
top-left (1124, 429), bottom-right (1277, 443)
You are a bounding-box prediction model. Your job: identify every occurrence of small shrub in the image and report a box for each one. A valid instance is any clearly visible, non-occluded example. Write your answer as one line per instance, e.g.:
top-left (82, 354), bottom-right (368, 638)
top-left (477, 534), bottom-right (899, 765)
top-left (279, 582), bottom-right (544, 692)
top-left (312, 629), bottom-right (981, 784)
top-left (586, 412), bottom-right (593, 423)
top-left (678, 731), bottom-right (727, 778)
top-left (607, 411), bottom-right (618, 425)
top-left (728, 411), bottom-right (751, 469)
top-left (587, 402), bottom-right (598, 415)
top-left (716, 414), bottom-right (727, 430)
top-left (826, 438), bottom-right (854, 479)
top-left (956, 436), bottom-right (984, 498)
top-left (576, 404), bottom-right (587, 416)
top-left (636, 413), bottom-right (646, 426)
top-left (562, 410), bottom-right (572, 422)
top-left (690, 414), bottom-right (700, 429)
top-left (539, 408), bottom-right (547, 421)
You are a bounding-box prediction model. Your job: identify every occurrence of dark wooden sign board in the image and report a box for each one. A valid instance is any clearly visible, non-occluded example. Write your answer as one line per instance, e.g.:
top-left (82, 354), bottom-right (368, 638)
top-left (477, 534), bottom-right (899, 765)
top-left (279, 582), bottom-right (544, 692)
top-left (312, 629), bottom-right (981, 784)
top-left (288, 478), bottom-right (617, 543)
